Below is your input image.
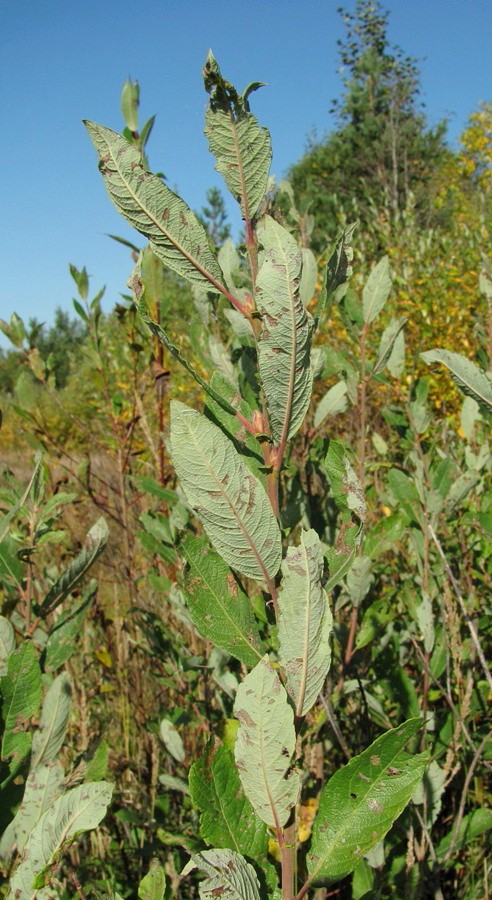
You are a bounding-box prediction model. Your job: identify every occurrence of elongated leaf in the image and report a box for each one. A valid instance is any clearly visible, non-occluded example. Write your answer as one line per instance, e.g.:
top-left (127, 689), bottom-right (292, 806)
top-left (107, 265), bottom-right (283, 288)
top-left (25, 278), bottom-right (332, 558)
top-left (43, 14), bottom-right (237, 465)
top-left (323, 441), bottom-right (365, 591)
top-left (300, 248), bottom-right (318, 307)
top-left (372, 317), bottom-right (406, 376)
top-left (159, 718), bottom-right (185, 763)
top-left (314, 381), bottom-right (348, 428)
top-left (362, 256), bottom-right (392, 324)
top-left (85, 122), bottom-right (225, 293)
top-left (203, 53), bottom-right (271, 219)
top-left (0, 617), bottom-right (15, 677)
top-left (421, 349), bottom-right (492, 414)
top-left (138, 861), bottom-right (166, 900)
top-left (31, 673), bottom-right (71, 769)
top-left (234, 656), bottom-right (299, 828)
top-left (0, 761), bottom-right (64, 859)
top-left (184, 849), bottom-right (261, 900)
top-left (39, 518), bottom-right (108, 616)
top-left (278, 530), bottom-right (333, 717)
top-left (8, 781), bottom-right (113, 897)
top-left (45, 583), bottom-right (96, 671)
top-left (1, 642), bottom-right (41, 767)
top-left (0, 533), bottom-right (25, 589)
top-left (256, 215), bottom-right (313, 443)
top-left (170, 402), bottom-right (281, 584)
top-left (436, 808), bottom-right (492, 861)
top-left (315, 222), bottom-right (357, 327)
top-left (181, 535), bottom-right (263, 667)
top-left (189, 738), bottom-right (268, 859)
top-left (307, 718), bottom-right (428, 886)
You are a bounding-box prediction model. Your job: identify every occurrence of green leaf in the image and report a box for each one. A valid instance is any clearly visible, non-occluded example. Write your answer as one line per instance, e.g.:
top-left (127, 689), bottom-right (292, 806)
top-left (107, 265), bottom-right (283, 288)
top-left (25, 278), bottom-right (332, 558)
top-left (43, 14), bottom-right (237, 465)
top-left (233, 656), bottom-right (299, 828)
top-left (45, 583), bottom-right (96, 671)
top-left (8, 781), bottom-right (113, 897)
top-left (314, 381), bottom-right (348, 428)
top-left (85, 121), bottom-right (225, 293)
top-left (372, 317), bottom-right (406, 376)
top-left (346, 555), bottom-right (372, 607)
top-left (420, 349), bottom-right (492, 414)
top-left (300, 248), bottom-right (318, 307)
top-left (189, 738), bottom-right (268, 860)
top-left (256, 215), bottom-right (313, 443)
top-left (203, 54), bottom-right (271, 220)
top-left (315, 222), bottom-right (357, 327)
top-left (121, 78), bottom-right (139, 132)
top-left (1, 642), bottom-right (41, 767)
top-left (307, 718), bottom-right (428, 886)
top-left (159, 718), bottom-right (185, 763)
top-left (138, 860), bottom-right (166, 900)
top-left (170, 402), bottom-right (281, 585)
top-left (30, 673), bottom-right (71, 769)
top-left (0, 761), bottom-right (64, 860)
top-left (0, 617), bottom-right (15, 677)
top-left (181, 535), bottom-right (264, 668)
top-left (278, 529), bottom-right (333, 717)
top-left (39, 518), bottom-right (108, 616)
top-left (362, 256), bottom-right (392, 325)
top-left (323, 441), bottom-right (365, 591)
top-left (436, 808), bottom-right (492, 861)
top-left (0, 534), bottom-right (25, 589)
top-left (184, 848), bottom-right (261, 899)
top-left (363, 514), bottom-right (406, 559)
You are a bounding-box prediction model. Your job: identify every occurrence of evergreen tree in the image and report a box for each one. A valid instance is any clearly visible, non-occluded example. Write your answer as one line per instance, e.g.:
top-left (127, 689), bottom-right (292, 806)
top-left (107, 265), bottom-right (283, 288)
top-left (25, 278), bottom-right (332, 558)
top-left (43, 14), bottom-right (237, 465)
top-left (199, 186), bottom-right (231, 247)
top-left (289, 1), bottom-right (449, 248)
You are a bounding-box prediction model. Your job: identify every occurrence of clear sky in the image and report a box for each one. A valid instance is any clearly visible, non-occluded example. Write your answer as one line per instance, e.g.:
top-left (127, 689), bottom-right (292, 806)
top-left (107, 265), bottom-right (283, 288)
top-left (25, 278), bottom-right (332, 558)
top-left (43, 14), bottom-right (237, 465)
top-left (1, 0), bottom-right (491, 347)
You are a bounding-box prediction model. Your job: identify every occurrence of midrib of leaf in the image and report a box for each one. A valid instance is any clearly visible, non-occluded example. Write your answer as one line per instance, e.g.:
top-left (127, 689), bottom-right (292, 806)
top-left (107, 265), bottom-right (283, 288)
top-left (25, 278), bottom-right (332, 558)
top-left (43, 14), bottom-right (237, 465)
top-left (31, 683), bottom-right (66, 769)
top-left (185, 553), bottom-right (262, 664)
top-left (102, 134), bottom-right (231, 301)
top-left (274, 230), bottom-right (298, 455)
top-left (308, 737), bottom-right (419, 885)
top-left (189, 432), bottom-right (276, 596)
top-left (258, 681), bottom-right (283, 833)
top-left (229, 111), bottom-right (251, 223)
top-left (297, 541), bottom-right (314, 718)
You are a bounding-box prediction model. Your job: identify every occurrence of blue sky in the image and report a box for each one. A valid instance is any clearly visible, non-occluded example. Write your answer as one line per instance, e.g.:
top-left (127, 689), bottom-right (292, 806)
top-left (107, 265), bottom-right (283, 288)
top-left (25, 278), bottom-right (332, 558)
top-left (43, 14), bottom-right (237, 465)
top-left (1, 0), bottom-right (491, 347)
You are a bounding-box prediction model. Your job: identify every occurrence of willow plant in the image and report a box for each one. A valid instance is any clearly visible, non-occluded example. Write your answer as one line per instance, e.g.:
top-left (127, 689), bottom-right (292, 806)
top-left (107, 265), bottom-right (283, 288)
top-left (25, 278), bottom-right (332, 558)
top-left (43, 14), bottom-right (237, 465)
top-left (86, 53), bottom-right (428, 900)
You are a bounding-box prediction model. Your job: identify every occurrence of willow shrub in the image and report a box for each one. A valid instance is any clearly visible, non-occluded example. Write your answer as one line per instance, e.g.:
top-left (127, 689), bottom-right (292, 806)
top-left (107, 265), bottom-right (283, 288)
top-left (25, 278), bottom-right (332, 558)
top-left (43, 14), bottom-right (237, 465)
top-left (83, 53), bottom-right (485, 899)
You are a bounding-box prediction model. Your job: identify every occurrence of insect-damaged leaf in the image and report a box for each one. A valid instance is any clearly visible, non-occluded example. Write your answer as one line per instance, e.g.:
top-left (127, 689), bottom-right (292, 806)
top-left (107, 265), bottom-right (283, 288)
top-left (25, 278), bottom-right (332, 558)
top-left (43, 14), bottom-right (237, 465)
top-left (184, 848), bottom-right (261, 899)
top-left (233, 656), bottom-right (299, 828)
top-left (315, 221), bottom-right (357, 327)
top-left (39, 518), bottom-right (108, 616)
top-left (0, 761), bottom-right (64, 860)
top-left (8, 782), bottom-right (113, 897)
top-left (1, 641), bottom-right (41, 769)
top-left (421, 348), bottom-right (492, 415)
top-left (278, 529), bottom-right (333, 717)
top-left (307, 718), bottom-right (428, 886)
top-left (170, 402), bottom-right (281, 585)
top-left (203, 52), bottom-right (272, 220)
top-left (256, 216), bottom-right (313, 444)
top-left (181, 535), bottom-right (264, 668)
top-left (189, 738), bottom-right (269, 862)
top-left (85, 122), bottom-right (225, 293)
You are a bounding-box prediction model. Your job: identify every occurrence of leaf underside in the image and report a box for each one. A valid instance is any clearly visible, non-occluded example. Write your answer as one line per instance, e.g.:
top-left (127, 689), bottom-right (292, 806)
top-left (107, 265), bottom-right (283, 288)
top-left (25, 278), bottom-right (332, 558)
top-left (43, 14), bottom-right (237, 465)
top-left (278, 529), bottom-right (333, 716)
top-left (170, 402), bottom-right (281, 584)
top-left (85, 122), bottom-right (224, 292)
top-left (256, 215), bottom-right (313, 443)
top-left (421, 348), bottom-right (492, 414)
top-left (233, 655), bottom-right (299, 828)
top-left (205, 107), bottom-right (271, 220)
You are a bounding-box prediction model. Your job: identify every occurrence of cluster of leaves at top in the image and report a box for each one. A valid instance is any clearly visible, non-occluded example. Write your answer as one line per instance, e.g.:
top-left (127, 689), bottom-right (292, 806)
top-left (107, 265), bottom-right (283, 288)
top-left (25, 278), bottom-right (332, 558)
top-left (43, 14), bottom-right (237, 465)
top-left (82, 53), bottom-right (434, 900)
